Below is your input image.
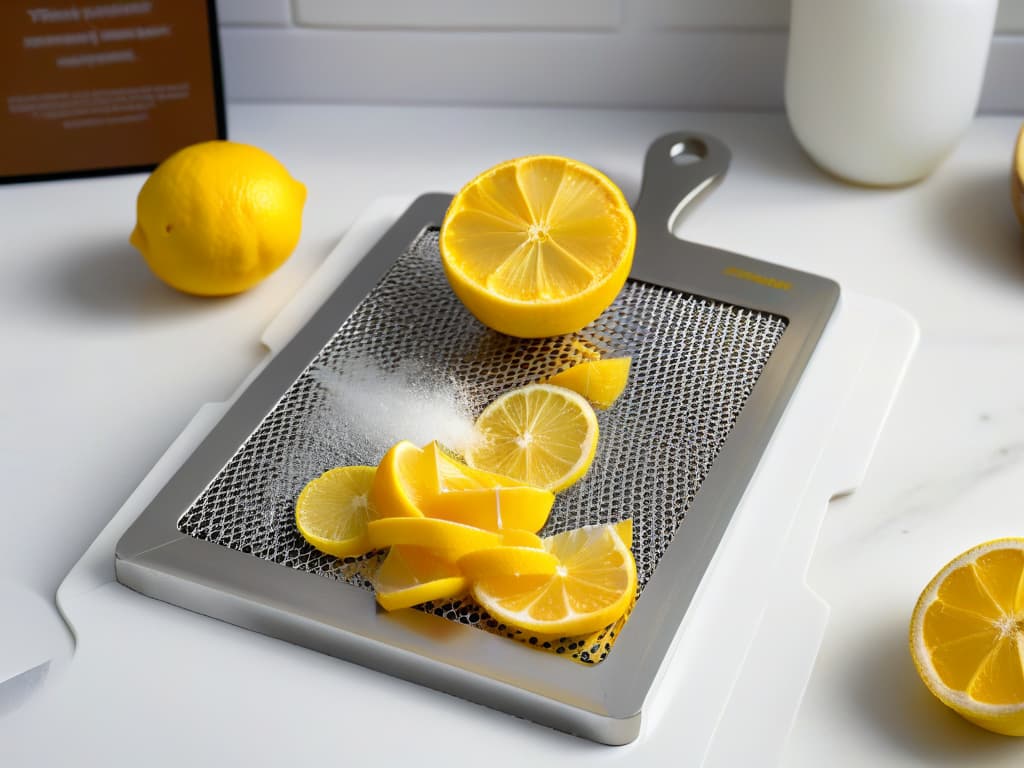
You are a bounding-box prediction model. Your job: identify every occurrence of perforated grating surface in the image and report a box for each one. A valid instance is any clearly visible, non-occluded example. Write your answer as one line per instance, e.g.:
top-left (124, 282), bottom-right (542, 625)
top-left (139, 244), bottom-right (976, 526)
top-left (178, 228), bottom-right (788, 662)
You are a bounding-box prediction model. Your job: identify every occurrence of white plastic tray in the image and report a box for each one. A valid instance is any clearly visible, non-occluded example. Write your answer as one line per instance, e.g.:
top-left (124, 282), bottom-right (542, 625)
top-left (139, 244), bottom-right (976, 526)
top-left (13, 197), bottom-right (916, 766)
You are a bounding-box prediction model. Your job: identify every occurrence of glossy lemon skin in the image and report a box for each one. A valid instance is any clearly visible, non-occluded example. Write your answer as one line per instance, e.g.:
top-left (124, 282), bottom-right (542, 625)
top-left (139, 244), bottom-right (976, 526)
top-left (130, 140), bottom-right (306, 296)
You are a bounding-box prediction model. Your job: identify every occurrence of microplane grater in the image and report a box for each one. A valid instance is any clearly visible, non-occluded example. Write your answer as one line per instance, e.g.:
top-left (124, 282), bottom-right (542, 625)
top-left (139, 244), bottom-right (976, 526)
top-left (115, 132), bottom-right (839, 745)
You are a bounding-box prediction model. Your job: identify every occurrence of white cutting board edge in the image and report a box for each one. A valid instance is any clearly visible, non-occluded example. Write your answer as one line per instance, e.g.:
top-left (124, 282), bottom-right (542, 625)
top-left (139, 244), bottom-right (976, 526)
top-left (37, 196), bottom-right (917, 766)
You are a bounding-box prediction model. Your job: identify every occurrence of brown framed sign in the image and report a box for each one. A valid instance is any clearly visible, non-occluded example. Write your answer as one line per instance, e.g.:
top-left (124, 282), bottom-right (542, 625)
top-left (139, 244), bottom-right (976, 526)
top-left (1, 0), bottom-right (226, 183)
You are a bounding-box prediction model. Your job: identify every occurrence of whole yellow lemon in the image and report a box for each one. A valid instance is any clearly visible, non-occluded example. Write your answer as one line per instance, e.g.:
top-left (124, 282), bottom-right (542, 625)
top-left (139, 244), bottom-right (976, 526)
top-left (130, 141), bottom-right (307, 296)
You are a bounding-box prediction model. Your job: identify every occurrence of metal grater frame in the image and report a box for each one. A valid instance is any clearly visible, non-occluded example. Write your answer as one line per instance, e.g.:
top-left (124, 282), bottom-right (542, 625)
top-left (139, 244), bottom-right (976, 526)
top-left (115, 133), bottom-right (839, 745)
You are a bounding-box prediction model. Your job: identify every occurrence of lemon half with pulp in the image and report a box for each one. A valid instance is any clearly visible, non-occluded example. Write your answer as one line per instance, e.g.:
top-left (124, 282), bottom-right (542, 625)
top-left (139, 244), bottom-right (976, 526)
top-left (440, 155), bottom-right (635, 338)
top-left (910, 537), bottom-right (1024, 736)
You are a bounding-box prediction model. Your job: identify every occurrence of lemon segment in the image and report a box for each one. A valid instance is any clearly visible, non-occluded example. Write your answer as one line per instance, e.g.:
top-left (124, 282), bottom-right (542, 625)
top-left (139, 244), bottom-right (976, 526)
top-left (545, 357), bottom-right (632, 409)
top-left (374, 546), bottom-right (468, 611)
top-left (464, 384), bottom-right (599, 493)
top-left (130, 140), bottom-right (306, 296)
top-left (910, 538), bottom-right (1024, 736)
top-left (458, 546), bottom-right (560, 581)
top-left (294, 466), bottom-right (377, 558)
top-left (375, 441), bottom-right (555, 531)
top-left (501, 529), bottom-right (544, 548)
top-left (366, 517), bottom-right (503, 561)
top-left (427, 441), bottom-right (521, 492)
top-left (472, 520), bottom-right (636, 637)
top-left (370, 440), bottom-right (431, 518)
top-left (611, 518), bottom-right (633, 549)
top-left (440, 155), bottom-right (636, 338)
top-left (424, 486), bottom-right (554, 533)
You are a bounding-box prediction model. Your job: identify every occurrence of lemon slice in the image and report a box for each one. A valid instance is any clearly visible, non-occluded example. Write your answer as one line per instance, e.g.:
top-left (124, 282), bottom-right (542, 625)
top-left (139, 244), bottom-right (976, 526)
top-left (545, 357), bottom-right (632, 409)
top-left (910, 538), bottom-right (1024, 736)
top-left (464, 384), bottom-right (599, 493)
top-left (422, 442), bottom-right (555, 531)
top-left (366, 517), bottom-right (503, 561)
top-left (472, 520), bottom-right (636, 637)
top-left (440, 155), bottom-right (636, 338)
top-left (294, 466), bottom-right (377, 558)
top-left (373, 546), bottom-right (468, 611)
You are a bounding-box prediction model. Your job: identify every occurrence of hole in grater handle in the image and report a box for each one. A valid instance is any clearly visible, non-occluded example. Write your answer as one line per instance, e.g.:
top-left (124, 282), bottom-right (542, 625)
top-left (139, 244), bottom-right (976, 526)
top-left (670, 139), bottom-right (706, 164)
top-left (634, 131), bottom-right (731, 243)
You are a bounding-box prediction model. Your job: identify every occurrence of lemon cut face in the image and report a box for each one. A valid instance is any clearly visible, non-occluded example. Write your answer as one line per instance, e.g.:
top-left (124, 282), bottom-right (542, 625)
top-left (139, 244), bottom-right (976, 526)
top-left (440, 155), bottom-right (635, 338)
top-left (464, 384), bottom-right (599, 493)
top-left (910, 538), bottom-right (1024, 736)
top-left (294, 466), bottom-right (377, 558)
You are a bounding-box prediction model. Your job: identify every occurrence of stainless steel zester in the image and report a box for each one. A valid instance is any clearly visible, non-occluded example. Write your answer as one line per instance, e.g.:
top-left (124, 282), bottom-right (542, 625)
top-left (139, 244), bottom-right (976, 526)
top-left (115, 132), bottom-right (839, 745)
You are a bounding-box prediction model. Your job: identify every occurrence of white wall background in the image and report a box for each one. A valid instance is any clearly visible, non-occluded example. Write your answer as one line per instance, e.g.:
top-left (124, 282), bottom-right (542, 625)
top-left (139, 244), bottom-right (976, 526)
top-left (214, 0), bottom-right (1024, 111)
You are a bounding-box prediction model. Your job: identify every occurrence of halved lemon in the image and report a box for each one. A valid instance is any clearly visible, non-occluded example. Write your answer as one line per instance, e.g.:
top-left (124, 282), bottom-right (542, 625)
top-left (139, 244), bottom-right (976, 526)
top-left (373, 546), bottom-right (468, 611)
top-left (440, 155), bottom-right (636, 338)
top-left (909, 538), bottom-right (1024, 736)
top-left (546, 357), bottom-right (632, 409)
top-left (472, 519), bottom-right (636, 637)
top-left (295, 465), bottom-right (377, 558)
top-left (464, 384), bottom-right (599, 493)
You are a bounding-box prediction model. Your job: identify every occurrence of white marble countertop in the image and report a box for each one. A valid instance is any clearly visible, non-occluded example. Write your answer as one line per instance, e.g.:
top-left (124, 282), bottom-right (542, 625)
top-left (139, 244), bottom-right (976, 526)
top-left (2, 104), bottom-right (1024, 766)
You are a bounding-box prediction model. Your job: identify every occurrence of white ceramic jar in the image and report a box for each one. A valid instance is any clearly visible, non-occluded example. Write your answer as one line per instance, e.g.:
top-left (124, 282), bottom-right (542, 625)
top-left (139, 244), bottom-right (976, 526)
top-left (785, 0), bottom-right (998, 186)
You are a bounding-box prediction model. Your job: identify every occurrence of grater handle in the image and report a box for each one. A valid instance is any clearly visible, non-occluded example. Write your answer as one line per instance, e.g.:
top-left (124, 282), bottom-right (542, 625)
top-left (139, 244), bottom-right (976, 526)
top-left (632, 131), bottom-right (731, 245)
